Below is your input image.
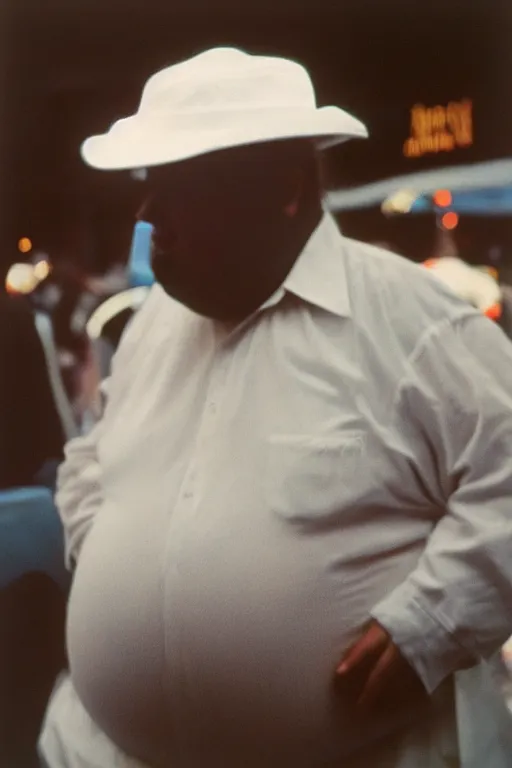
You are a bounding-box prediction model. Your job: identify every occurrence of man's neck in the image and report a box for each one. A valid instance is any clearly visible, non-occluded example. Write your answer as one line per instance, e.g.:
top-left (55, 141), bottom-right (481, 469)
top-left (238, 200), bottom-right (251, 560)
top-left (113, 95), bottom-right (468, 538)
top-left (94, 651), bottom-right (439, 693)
top-left (271, 203), bottom-right (323, 286)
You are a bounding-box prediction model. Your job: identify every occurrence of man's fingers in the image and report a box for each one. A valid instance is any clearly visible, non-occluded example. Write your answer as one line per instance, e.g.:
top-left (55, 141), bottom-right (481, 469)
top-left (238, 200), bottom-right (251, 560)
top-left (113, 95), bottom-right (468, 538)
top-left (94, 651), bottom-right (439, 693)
top-left (355, 642), bottom-right (396, 714)
top-left (336, 635), bottom-right (374, 675)
top-left (334, 621), bottom-right (428, 720)
top-left (336, 622), bottom-right (388, 675)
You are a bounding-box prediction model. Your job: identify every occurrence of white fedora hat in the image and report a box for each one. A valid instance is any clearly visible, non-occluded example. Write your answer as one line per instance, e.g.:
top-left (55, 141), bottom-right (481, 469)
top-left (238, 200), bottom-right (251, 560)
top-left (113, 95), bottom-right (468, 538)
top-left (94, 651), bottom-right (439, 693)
top-left (81, 47), bottom-right (368, 171)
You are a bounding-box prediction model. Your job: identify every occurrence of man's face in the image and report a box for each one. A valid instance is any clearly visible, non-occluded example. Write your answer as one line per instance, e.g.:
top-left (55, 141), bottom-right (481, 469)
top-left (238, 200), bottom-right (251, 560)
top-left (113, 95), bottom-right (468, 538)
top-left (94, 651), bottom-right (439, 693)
top-left (138, 142), bottom-right (309, 321)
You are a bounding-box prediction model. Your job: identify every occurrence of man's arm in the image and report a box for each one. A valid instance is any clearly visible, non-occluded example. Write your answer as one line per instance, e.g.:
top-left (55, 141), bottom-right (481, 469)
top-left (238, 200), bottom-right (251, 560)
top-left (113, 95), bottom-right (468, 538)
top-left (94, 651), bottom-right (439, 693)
top-left (55, 383), bottom-right (109, 570)
top-left (55, 287), bottom-right (160, 570)
top-left (370, 314), bottom-right (512, 694)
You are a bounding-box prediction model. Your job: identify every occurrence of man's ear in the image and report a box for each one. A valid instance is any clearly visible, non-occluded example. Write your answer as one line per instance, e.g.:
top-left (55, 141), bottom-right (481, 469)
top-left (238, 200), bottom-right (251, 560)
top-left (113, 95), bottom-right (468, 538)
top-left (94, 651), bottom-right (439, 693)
top-left (284, 199), bottom-right (299, 218)
top-left (283, 170), bottom-right (304, 218)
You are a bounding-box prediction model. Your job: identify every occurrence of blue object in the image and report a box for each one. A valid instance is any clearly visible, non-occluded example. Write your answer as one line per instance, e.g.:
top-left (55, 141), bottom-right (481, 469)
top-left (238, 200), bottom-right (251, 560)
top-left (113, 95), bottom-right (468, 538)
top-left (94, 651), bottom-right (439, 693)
top-left (327, 158), bottom-right (512, 212)
top-left (0, 487), bottom-right (69, 591)
top-left (410, 186), bottom-right (512, 216)
top-left (128, 220), bottom-right (155, 288)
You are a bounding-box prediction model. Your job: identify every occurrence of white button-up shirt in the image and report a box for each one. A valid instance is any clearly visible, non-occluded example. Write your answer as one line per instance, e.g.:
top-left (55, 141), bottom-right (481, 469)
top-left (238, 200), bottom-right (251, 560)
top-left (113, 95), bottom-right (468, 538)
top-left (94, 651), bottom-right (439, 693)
top-left (52, 214), bottom-right (512, 767)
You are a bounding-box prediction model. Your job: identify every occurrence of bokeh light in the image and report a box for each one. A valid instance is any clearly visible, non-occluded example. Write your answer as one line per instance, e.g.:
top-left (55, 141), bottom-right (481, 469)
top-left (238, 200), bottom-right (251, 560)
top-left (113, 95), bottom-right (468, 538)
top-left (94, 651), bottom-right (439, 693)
top-left (441, 212), bottom-right (459, 230)
top-left (433, 190), bottom-right (452, 208)
top-left (6, 263), bottom-right (38, 294)
top-left (381, 189), bottom-right (418, 215)
top-left (18, 237), bottom-right (33, 254)
top-left (33, 259), bottom-right (51, 281)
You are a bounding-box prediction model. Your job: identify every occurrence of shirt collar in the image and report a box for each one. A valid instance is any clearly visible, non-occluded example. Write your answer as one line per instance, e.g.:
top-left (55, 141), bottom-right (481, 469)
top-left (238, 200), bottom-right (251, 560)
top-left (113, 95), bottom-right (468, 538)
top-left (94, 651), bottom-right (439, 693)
top-left (261, 212), bottom-right (351, 318)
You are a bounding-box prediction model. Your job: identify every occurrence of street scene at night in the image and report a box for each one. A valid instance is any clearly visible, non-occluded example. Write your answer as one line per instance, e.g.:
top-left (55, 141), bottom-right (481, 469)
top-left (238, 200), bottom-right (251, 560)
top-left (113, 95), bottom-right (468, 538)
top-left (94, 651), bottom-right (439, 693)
top-left (1, 1), bottom-right (512, 766)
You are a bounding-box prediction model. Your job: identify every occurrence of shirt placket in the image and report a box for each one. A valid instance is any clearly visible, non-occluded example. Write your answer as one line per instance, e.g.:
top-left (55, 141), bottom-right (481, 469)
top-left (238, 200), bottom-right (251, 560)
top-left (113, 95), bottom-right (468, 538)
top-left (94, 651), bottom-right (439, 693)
top-left (168, 338), bottom-right (231, 557)
top-left (161, 333), bottom-right (232, 751)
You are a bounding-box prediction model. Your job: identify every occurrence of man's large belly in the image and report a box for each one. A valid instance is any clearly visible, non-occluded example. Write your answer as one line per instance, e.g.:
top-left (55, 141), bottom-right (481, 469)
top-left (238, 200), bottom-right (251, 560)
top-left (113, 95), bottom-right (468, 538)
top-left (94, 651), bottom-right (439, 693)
top-left (67, 502), bottom-right (427, 768)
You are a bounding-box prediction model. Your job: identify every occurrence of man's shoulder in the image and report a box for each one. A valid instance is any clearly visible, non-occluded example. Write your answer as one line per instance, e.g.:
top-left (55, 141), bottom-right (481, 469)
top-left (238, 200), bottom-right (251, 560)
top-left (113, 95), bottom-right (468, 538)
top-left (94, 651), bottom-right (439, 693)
top-left (342, 237), bottom-right (472, 346)
top-left (120, 284), bottom-right (183, 340)
top-left (113, 284), bottom-right (198, 367)
top-left (343, 237), bottom-right (445, 300)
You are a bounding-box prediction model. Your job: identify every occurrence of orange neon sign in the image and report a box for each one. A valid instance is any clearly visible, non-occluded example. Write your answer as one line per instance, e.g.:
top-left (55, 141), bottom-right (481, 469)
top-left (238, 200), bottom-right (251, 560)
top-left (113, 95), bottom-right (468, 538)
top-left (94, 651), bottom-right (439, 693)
top-left (403, 99), bottom-right (473, 159)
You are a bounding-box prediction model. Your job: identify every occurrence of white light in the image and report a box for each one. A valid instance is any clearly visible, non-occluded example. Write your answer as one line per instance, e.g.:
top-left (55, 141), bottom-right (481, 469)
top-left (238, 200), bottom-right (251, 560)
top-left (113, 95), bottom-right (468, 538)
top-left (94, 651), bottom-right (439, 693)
top-left (34, 259), bottom-right (51, 281)
top-left (381, 189), bottom-right (418, 215)
top-left (6, 263), bottom-right (38, 294)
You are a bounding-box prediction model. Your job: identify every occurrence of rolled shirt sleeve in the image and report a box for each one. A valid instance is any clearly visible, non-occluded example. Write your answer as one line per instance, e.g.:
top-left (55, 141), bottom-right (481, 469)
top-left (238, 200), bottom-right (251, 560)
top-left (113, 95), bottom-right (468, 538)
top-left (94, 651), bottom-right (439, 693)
top-left (372, 313), bottom-right (512, 694)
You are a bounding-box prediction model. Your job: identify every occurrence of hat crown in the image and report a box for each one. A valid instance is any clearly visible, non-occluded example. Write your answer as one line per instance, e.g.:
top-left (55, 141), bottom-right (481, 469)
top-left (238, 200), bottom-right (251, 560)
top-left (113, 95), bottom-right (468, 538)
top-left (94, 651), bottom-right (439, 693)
top-left (139, 47), bottom-right (317, 115)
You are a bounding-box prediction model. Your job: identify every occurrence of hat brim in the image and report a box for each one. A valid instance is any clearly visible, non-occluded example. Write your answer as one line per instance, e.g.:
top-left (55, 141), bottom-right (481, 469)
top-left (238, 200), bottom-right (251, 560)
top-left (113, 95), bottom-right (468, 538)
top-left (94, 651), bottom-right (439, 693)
top-left (81, 106), bottom-right (368, 171)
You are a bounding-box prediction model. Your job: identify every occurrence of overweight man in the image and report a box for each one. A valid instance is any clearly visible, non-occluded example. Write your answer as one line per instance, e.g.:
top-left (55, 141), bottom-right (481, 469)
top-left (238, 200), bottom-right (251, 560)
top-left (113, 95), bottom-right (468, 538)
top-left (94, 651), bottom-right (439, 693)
top-left (40, 48), bottom-right (512, 768)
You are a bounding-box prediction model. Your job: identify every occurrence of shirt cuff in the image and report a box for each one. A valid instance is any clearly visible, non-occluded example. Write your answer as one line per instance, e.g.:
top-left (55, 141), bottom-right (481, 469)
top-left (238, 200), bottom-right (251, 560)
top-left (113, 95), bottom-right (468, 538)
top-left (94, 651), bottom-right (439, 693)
top-left (371, 580), bottom-right (475, 694)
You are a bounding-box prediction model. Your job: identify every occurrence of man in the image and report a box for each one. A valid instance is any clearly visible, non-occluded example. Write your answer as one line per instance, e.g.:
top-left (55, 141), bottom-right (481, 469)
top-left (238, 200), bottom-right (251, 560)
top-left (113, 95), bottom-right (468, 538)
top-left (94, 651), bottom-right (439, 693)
top-left (40, 48), bottom-right (512, 767)
top-left (0, 289), bottom-right (64, 489)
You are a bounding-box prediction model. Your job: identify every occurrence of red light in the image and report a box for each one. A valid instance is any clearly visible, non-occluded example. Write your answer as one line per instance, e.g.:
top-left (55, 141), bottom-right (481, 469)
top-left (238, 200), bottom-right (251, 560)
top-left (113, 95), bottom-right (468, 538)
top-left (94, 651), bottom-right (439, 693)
top-left (433, 190), bottom-right (452, 208)
top-left (441, 212), bottom-right (459, 230)
top-left (485, 303), bottom-right (502, 322)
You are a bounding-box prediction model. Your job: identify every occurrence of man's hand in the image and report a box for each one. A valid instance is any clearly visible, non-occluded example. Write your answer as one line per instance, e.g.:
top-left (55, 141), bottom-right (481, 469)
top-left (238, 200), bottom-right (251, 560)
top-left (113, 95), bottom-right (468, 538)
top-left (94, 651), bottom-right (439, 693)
top-left (335, 620), bottom-right (428, 718)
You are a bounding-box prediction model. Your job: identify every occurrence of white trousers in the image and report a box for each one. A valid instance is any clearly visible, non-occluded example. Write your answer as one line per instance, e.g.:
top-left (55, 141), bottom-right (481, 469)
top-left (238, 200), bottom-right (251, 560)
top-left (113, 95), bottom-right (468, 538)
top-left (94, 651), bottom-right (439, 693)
top-left (39, 675), bottom-right (149, 768)
top-left (39, 673), bottom-right (467, 768)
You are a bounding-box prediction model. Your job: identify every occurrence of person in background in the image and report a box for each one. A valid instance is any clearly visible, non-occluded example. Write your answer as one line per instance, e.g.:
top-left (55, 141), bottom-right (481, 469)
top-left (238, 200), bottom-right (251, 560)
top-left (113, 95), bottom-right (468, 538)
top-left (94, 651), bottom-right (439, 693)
top-left (0, 266), bottom-right (68, 768)
top-left (0, 288), bottom-right (64, 489)
top-left (40, 48), bottom-right (512, 768)
top-left (422, 256), bottom-right (504, 321)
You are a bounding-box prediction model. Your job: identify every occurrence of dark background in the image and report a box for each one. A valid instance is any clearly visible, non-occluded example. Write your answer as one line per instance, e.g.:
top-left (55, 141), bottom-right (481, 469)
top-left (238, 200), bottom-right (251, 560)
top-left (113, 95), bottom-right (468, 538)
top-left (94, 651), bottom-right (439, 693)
top-left (1, 0), bottom-right (510, 271)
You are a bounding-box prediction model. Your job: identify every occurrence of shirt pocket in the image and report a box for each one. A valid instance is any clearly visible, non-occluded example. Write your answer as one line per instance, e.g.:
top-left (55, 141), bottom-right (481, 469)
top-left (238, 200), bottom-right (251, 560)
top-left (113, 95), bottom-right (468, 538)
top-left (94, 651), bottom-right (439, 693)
top-left (264, 431), bottom-right (367, 524)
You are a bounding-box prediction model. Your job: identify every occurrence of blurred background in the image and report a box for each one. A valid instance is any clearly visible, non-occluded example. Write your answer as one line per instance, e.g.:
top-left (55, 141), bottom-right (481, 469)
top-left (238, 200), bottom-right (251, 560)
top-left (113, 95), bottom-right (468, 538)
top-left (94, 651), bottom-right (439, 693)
top-left (1, 0), bottom-right (511, 267)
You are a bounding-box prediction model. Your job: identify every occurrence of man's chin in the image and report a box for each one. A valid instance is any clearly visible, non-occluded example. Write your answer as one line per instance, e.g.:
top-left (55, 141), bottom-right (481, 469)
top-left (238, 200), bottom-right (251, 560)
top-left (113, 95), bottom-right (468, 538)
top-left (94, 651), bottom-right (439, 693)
top-left (155, 280), bottom-right (241, 322)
